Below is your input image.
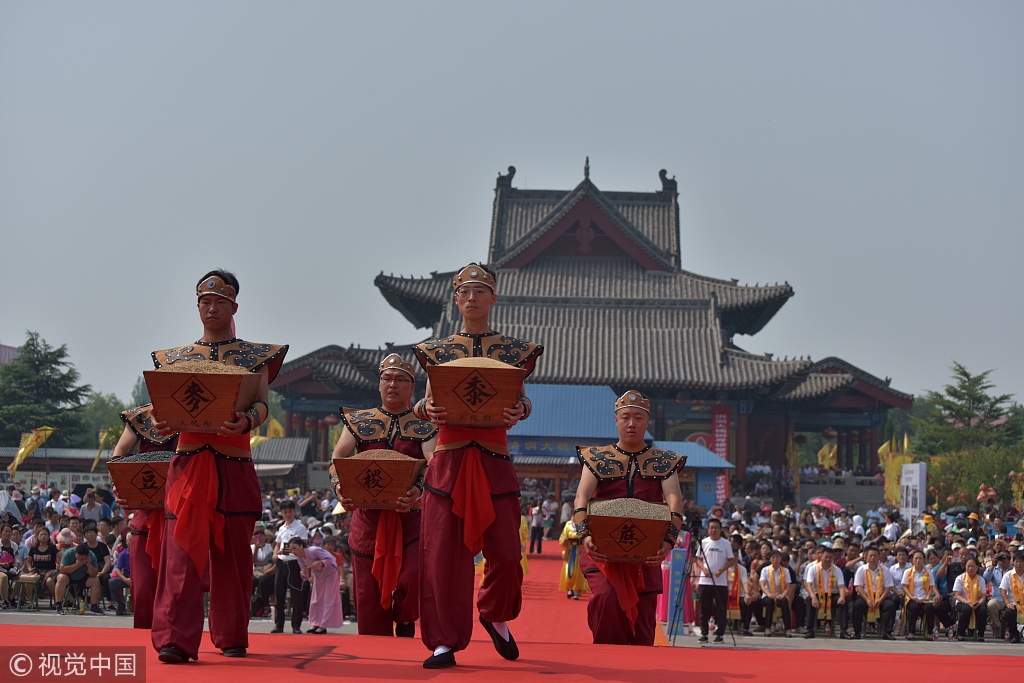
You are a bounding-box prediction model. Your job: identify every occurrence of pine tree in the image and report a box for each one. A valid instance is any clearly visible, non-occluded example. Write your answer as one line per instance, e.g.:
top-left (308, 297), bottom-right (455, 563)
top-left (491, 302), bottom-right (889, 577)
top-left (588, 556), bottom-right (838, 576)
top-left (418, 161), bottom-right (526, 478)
top-left (0, 331), bottom-right (91, 447)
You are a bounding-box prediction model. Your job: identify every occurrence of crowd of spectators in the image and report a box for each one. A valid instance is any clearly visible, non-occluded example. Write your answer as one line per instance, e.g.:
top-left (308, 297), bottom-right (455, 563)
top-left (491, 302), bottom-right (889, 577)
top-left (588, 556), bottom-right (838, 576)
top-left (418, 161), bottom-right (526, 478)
top-left (690, 497), bottom-right (1024, 644)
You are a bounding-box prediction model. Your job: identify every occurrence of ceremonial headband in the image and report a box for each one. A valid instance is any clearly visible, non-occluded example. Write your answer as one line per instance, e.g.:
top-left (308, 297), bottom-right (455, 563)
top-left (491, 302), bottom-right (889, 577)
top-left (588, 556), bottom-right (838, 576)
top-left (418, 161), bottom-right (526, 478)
top-left (197, 275), bottom-right (237, 303)
top-left (615, 390), bottom-right (650, 414)
top-left (452, 263), bottom-right (496, 293)
top-left (379, 353), bottom-right (415, 379)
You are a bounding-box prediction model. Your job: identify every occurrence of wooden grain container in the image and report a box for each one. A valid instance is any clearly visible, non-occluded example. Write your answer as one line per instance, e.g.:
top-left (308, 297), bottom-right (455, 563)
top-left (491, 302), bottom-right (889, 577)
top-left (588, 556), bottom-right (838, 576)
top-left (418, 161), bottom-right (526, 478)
top-left (333, 449), bottom-right (427, 510)
top-left (588, 498), bottom-right (671, 563)
top-left (144, 368), bottom-right (264, 433)
top-left (107, 451), bottom-right (175, 510)
top-left (426, 357), bottom-right (525, 428)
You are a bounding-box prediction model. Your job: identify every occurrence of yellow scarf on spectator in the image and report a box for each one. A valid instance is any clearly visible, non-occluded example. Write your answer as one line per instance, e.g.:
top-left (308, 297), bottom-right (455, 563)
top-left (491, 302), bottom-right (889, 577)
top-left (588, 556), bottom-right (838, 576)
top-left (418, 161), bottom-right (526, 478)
top-left (963, 573), bottom-right (980, 629)
top-left (1011, 573), bottom-right (1024, 625)
top-left (727, 566), bottom-right (742, 619)
top-left (816, 565), bottom-right (836, 619)
top-left (905, 567), bottom-right (929, 604)
top-left (864, 567), bottom-right (883, 622)
top-left (772, 566), bottom-right (787, 596)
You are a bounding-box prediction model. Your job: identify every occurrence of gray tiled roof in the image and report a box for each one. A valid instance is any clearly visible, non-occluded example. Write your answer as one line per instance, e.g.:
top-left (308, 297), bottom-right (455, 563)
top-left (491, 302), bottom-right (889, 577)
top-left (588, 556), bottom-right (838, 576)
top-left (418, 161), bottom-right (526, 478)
top-left (375, 257), bottom-right (793, 335)
top-left (426, 298), bottom-right (810, 389)
top-left (808, 358), bottom-right (913, 403)
top-left (489, 172), bottom-right (680, 267)
top-left (777, 373), bottom-right (856, 402)
top-left (252, 437), bottom-right (311, 464)
top-left (278, 344), bottom-right (427, 392)
top-left (0, 447), bottom-right (106, 462)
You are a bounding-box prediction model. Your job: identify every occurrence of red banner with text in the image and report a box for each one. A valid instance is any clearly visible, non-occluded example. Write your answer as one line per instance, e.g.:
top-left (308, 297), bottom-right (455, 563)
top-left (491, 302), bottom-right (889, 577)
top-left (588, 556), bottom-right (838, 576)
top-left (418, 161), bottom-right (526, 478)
top-left (711, 405), bottom-right (730, 504)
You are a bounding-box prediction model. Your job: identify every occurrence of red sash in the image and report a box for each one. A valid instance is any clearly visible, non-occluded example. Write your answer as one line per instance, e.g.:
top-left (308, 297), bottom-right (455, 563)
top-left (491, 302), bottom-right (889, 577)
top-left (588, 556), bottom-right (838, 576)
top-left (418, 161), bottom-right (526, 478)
top-left (595, 560), bottom-right (646, 632)
top-left (371, 510), bottom-right (403, 610)
top-left (439, 427), bottom-right (506, 555)
top-left (166, 432), bottom-right (250, 574)
top-left (145, 510), bottom-right (163, 572)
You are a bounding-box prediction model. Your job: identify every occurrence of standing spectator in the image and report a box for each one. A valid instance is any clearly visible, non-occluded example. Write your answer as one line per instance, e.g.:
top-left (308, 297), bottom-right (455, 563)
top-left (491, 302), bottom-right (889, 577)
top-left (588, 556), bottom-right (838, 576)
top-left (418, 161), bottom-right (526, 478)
top-left (541, 495), bottom-right (559, 540)
top-left (78, 492), bottom-right (109, 525)
top-left (695, 518), bottom-right (735, 643)
top-left (272, 500), bottom-right (309, 634)
top-left (528, 501), bottom-right (544, 554)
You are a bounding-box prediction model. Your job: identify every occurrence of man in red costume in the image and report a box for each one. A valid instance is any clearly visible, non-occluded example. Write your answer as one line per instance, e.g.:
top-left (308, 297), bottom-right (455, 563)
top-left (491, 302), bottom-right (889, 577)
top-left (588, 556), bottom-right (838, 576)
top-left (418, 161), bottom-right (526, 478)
top-left (573, 391), bottom-right (685, 645)
top-left (110, 406), bottom-right (179, 629)
top-left (412, 263), bottom-right (543, 669)
top-left (148, 270), bottom-right (288, 663)
top-left (330, 353), bottom-right (437, 637)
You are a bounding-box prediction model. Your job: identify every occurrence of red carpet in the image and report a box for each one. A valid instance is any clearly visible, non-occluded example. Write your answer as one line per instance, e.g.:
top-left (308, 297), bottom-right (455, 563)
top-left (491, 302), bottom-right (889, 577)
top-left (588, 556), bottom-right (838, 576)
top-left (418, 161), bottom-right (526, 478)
top-left (3, 554), bottom-right (1019, 681)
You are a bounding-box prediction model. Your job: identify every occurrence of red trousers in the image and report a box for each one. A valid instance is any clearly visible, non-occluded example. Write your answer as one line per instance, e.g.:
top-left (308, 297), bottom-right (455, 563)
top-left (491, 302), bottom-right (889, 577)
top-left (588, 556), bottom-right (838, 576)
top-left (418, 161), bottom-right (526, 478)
top-left (419, 491), bottom-right (523, 652)
top-left (129, 510), bottom-right (157, 630)
top-left (582, 558), bottom-right (659, 645)
top-left (349, 508), bottom-right (421, 635)
top-left (150, 451), bottom-right (260, 659)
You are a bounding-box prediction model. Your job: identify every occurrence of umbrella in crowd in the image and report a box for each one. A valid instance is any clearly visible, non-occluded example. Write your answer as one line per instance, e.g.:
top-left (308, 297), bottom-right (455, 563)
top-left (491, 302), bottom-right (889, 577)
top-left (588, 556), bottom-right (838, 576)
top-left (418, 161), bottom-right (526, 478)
top-left (945, 505), bottom-right (977, 516)
top-left (806, 497), bottom-right (843, 512)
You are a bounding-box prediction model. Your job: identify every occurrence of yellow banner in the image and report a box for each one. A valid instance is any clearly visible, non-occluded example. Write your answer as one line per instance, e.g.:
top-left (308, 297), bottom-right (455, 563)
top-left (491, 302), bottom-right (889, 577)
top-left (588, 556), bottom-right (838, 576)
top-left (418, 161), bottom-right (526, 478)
top-left (7, 426), bottom-right (56, 476)
top-left (266, 416), bottom-right (284, 439)
top-left (817, 441), bottom-right (836, 469)
top-left (250, 434), bottom-right (269, 450)
top-left (883, 453), bottom-right (913, 505)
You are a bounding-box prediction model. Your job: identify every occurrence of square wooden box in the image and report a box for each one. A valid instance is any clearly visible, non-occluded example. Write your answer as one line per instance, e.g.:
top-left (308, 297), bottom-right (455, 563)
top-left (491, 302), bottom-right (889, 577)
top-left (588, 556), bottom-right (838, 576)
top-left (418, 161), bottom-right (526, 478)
top-left (426, 358), bottom-right (525, 428)
top-left (588, 498), bottom-right (671, 563)
top-left (333, 449), bottom-right (427, 510)
top-left (144, 370), bottom-right (264, 433)
top-left (107, 451), bottom-right (175, 510)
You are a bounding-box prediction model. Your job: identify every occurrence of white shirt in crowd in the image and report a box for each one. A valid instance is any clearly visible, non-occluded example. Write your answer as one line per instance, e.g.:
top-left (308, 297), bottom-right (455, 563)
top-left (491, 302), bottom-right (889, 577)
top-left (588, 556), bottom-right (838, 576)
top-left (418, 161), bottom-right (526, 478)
top-left (999, 569), bottom-right (1023, 608)
top-left (889, 562), bottom-right (910, 593)
top-left (854, 564), bottom-right (894, 591)
top-left (560, 501), bottom-right (572, 524)
top-left (805, 563), bottom-right (844, 594)
top-left (698, 536), bottom-right (733, 586)
top-left (951, 573), bottom-right (987, 600)
top-left (760, 565), bottom-right (790, 593)
top-left (274, 519), bottom-right (308, 562)
top-left (901, 567), bottom-right (933, 600)
top-left (252, 543), bottom-right (274, 565)
top-left (883, 522), bottom-right (900, 542)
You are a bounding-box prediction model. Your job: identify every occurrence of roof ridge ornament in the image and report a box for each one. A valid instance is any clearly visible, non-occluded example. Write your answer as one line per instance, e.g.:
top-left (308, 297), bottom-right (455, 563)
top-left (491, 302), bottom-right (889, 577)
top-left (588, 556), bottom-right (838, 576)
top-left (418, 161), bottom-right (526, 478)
top-left (658, 169), bottom-right (677, 195)
top-left (496, 165), bottom-right (516, 189)
top-left (584, 156), bottom-right (590, 180)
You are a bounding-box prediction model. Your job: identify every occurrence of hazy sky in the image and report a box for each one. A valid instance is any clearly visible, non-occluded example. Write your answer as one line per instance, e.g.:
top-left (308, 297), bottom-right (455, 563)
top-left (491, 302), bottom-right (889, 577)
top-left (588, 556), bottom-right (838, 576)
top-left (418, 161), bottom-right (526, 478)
top-left (1, 2), bottom-right (1021, 406)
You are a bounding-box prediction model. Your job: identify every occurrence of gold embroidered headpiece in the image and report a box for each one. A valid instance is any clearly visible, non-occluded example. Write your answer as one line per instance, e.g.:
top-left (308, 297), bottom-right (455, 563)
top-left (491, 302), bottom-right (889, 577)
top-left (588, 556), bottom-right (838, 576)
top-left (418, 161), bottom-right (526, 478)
top-left (378, 353), bottom-right (415, 379)
top-left (452, 263), bottom-right (496, 293)
top-left (197, 275), bottom-right (237, 303)
top-left (615, 390), bottom-right (650, 414)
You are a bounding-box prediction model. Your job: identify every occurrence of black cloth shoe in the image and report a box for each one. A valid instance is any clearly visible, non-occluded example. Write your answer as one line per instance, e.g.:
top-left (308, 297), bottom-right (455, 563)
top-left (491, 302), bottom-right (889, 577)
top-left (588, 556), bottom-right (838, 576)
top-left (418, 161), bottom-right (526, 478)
top-left (713, 636), bottom-right (724, 643)
top-left (158, 647), bottom-right (189, 664)
top-left (479, 615), bottom-right (520, 660)
top-left (270, 626), bottom-right (283, 633)
top-left (222, 648), bottom-right (246, 657)
top-left (292, 627), bottom-right (302, 634)
top-left (803, 632), bottom-right (815, 639)
top-left (697, 635), bottom-right (709, 643)
top-left (881, 632), bottom-right (895, 641)
top-left (395, 622), bottom-right (415, 638)
top-left (88, 604), bottom-right (104, 615)
top-left (423, 651), bottom-right (456, 669)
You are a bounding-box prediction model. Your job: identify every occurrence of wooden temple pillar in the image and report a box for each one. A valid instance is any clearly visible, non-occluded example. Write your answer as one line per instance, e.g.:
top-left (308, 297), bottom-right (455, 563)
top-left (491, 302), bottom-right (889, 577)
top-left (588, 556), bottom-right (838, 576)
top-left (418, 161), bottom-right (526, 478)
top-left (320, 419), bottom-right (330, 462)
top-left (869, 425), bottom-right (879, 471)
top-left (836, 431), bottom-right (846, 470)
top-left (284, 409), bottom-right (293, 437)
top-left (859, 429), bottom-right (869, 472)
top-left (737, 411), bottom-right (749, 478)
top-left (844, 430), bottom-right (855, 471)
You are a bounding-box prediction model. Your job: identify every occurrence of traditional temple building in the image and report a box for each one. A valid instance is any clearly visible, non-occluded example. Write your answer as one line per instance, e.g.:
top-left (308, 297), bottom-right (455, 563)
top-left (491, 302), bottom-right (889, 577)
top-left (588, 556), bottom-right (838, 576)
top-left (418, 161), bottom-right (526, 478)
top-left (274, 165), bottom-right (912, 495)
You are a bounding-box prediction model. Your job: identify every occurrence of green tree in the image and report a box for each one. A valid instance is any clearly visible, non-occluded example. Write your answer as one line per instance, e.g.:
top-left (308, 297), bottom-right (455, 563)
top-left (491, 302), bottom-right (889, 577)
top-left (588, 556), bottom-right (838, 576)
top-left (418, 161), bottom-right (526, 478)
top-left (912, 362), bottom-right (1021, 455)
top-left (929, 443), bottom-right (1023, 507)
top-left (0, 331), bottom-right (91, 447)
top-left (130, 375), bottom-right (150, 407)
top-left (72, 391), bottom-right (128, 448)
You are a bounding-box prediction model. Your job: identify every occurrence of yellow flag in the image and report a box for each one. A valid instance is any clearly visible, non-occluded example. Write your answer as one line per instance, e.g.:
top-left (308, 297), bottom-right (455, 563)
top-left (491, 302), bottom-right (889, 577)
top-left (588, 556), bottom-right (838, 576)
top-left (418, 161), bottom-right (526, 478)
top-left (883, 453), bottom-right (913, 505)
top-left (817, 441), bottom-right (836, 468)
top-left (7, 426), bottom-right (56, 476)
top-left (266, 416), bottom-right (284, 439)
top-left (91, 429), bottom-right (114, 473)
top-left (877, 438), bottom-right (891, 457)
top-left (903, 432), bottom-right (910, 455)
top-left (250, 434), bottom-right (269, 450)
top-left (827, 443), bottom-right (837, 469)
